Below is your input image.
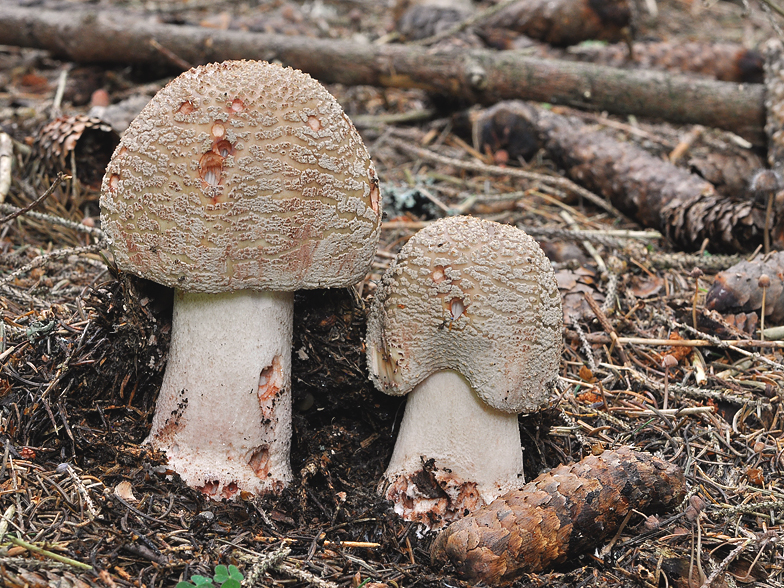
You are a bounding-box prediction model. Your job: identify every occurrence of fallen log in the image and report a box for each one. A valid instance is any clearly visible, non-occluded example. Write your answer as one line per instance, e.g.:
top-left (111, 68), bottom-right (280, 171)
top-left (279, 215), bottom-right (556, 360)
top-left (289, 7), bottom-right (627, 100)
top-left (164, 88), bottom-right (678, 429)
top-left (565, 41), bottom-right (764, 84)
top-left (430, 447), bottom-right (685, 586)
top-left (472, 101), bottom-right (770, 252)
top-left (765, 39), bottom-right (784, 172)
top-left (0, 6), bottom-right (765, 144)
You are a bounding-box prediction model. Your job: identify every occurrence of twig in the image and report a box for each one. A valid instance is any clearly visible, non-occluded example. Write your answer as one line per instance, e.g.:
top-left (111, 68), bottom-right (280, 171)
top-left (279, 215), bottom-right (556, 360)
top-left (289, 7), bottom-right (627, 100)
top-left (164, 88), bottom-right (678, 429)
top-left (410, 0), bottom-right (519, 46)
top-left (661, 313), bottom-right (784, 371)
top-left (0, 202), bottom-right (105, 239)
top-left (714, 500), bottom-right (784, 517)
top-left (760, 0), bottom-right (784, 19)
top-left (0, 504), bottom-right (14, 542)
top-left (276, 560), bottom-right (340, 588)
top-left (699, 538), bottom-right (751, 588)
top-left (583, 291), bottom-right (629, 365)
top-left (613, 406), bottom-right (715, 417)
top-left (384, 136), bottom-right (627, 219)
top-left (572, 322), bottom-right (597, 370)
top-left (3, 534), bottom-right (93, 570)
top-left (148, 38), bottom-right (192, 71)
top-left (242, 546), bottom-right (291, 587)
top-left (0, 172), bottom-right (68, 224)
top-left (576, 333), bottom-right (784, 349)
top-left (560, 210), bottom-right (606, 272)
top-left (51, 68), bottom-right (68, 118)
top-left (59, 463), bottom-right (101, 519)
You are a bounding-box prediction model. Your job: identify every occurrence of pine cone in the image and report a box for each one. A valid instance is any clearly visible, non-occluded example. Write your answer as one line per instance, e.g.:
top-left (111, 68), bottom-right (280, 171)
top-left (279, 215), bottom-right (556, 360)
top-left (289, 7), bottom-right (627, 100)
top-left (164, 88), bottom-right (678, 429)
top-left (35, 115), bottom-right (119, 188)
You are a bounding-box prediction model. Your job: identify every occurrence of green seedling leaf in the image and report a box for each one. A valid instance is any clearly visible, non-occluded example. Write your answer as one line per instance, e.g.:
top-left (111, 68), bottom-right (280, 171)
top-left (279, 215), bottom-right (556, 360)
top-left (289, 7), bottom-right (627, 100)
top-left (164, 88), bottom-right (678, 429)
top-left (213, 566), bottom-right (230, 583)
top-left (212, 564), bottom-right (243, 588)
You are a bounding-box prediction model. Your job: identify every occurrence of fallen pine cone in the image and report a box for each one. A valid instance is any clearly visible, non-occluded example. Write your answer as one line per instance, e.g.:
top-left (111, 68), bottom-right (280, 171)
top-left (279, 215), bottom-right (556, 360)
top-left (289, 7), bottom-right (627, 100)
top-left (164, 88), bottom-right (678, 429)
top-left (430, 447), bottom-right (685, 585)
top-left (35, 114), bottom-right (119, 188)
top-left (705, 250), bottom-right (784, 322)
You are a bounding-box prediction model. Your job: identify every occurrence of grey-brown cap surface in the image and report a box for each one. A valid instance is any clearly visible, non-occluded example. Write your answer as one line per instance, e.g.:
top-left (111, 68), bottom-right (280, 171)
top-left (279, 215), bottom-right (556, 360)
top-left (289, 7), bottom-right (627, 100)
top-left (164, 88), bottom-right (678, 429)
top-left (100, 60), bottom-right (380, 292)
top-left (366, 216), bottom-right (562, 413)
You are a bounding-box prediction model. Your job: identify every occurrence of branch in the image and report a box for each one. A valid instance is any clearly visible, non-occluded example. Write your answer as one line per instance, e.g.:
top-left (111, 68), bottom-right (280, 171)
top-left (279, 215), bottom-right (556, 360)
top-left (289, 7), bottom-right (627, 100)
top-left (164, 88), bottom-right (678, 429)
top-left (0, 6), bottom-right (765, 144)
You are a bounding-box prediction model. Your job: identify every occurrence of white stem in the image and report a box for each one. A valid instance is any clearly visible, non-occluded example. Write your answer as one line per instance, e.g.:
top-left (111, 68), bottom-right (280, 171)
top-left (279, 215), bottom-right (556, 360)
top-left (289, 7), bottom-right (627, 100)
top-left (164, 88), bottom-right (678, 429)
top-left (382, 370), bottom-right (523, 525)
top-left (146, 289), bottom-right (294, 499)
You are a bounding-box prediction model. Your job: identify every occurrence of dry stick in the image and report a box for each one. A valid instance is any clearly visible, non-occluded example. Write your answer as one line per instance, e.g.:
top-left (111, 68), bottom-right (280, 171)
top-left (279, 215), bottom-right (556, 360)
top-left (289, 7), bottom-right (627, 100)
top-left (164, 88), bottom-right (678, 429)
top-left (0, 172), bottom-right (68, 225)
top-left (560, 210), bottom-right (606, 272)
top-left (241, 546), bottom-right (290, 587)
top-left (700, 538), bottom-right (751, 588)
top-left (613, 406), bottom-right (714, 417)
top-left (275, 561), bottom-right (340, 588)
top-left (582, 334), bottom-right (784, 349)
top-left (148, 38), bottom-right (193, 71)
top-left (0, 204), bottom-right (105, 240)
top-left (385, 137), bottom-right (625, 219)
top-left (583, 291), bottom-right (629, 366)
top-left (662, 313), bottom-right (784, 371)
top-left (0, 6), bottom-right (766, 143)
top-left (760, 0), bottom-right (784, 21)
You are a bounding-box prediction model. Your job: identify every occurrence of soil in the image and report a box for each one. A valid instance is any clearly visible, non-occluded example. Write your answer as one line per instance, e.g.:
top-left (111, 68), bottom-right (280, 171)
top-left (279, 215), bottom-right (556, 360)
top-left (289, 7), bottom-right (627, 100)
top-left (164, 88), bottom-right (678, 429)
top-left (1, 1), bottom-right (783, 587)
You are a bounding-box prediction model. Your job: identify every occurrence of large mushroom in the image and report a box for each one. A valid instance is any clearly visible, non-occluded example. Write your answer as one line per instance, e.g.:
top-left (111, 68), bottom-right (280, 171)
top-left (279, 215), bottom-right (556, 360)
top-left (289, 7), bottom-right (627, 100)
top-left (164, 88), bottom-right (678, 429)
top-left (100, 60), bottom-right (380, 499)
top-left (366, 216), bottom-right (562, 527)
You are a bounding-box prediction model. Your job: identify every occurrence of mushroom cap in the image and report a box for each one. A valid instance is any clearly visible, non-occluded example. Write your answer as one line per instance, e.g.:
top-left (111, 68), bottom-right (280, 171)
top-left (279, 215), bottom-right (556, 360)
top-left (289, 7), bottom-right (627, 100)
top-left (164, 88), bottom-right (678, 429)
top-left (100, 60), bottom-right (380, 292)
top-left (366, 216), bottom-right (563, 414)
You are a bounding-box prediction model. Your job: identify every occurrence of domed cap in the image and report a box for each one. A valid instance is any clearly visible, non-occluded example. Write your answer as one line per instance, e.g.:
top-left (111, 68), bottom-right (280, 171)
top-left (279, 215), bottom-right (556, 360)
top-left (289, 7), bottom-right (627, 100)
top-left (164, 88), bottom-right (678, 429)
top-left (366, 216), bottom-right (562, 413)
top-left (100, 60), bottom-right (380, 292)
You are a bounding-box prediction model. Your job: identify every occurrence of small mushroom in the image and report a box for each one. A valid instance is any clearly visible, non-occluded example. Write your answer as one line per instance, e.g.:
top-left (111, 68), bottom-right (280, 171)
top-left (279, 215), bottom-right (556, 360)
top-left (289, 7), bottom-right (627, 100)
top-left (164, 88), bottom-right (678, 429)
top-left (366, 216), bottom-right (563, 527)
top-left (100, 61), bottom-right (380, 499)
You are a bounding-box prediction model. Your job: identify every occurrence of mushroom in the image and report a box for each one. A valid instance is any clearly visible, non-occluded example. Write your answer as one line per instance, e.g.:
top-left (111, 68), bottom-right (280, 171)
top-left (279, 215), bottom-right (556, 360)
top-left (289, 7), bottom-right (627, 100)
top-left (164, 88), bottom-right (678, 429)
top-left (366, 216), bottom-right (562, 527)
top-left (100, 60), bottom-right (380, 499)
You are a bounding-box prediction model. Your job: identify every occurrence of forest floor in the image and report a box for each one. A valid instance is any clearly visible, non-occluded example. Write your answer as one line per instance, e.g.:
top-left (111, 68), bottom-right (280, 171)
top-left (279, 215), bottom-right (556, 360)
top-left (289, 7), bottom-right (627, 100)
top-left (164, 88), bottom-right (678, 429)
top-left (1, 0), bottom-right (784, 587)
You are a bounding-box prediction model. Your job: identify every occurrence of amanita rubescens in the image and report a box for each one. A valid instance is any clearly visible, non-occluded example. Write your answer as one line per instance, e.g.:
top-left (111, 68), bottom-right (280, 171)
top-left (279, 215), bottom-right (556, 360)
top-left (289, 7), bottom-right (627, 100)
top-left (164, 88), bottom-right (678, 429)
top-left (366, 216), bottom-right (563, 527)
top-left (100, 60), bottom-right (380, 499)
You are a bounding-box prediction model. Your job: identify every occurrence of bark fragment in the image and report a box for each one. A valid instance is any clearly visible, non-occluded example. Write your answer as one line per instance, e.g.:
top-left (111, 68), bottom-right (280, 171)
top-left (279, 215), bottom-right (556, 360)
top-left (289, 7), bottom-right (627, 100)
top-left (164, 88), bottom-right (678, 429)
top-left (430, 447), bottom-right (685, 586)
top-left (472, 101), bottom-right (769, 252)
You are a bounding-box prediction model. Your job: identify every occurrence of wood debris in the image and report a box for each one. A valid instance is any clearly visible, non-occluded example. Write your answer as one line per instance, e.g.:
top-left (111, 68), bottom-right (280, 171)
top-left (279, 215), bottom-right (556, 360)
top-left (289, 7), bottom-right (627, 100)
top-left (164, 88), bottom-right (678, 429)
top-left (471, 101), bottom-right (769, 251)
top-left (568, 41), bottom-right (763, 83)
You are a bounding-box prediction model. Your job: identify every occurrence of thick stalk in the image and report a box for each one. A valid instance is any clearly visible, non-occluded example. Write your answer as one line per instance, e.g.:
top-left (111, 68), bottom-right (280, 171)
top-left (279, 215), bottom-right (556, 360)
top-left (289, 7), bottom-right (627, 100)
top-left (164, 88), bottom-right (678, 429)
top-left (147, 289), bottom-right (294, 499)
top-left (382, 370), bottom-right (523, 526)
